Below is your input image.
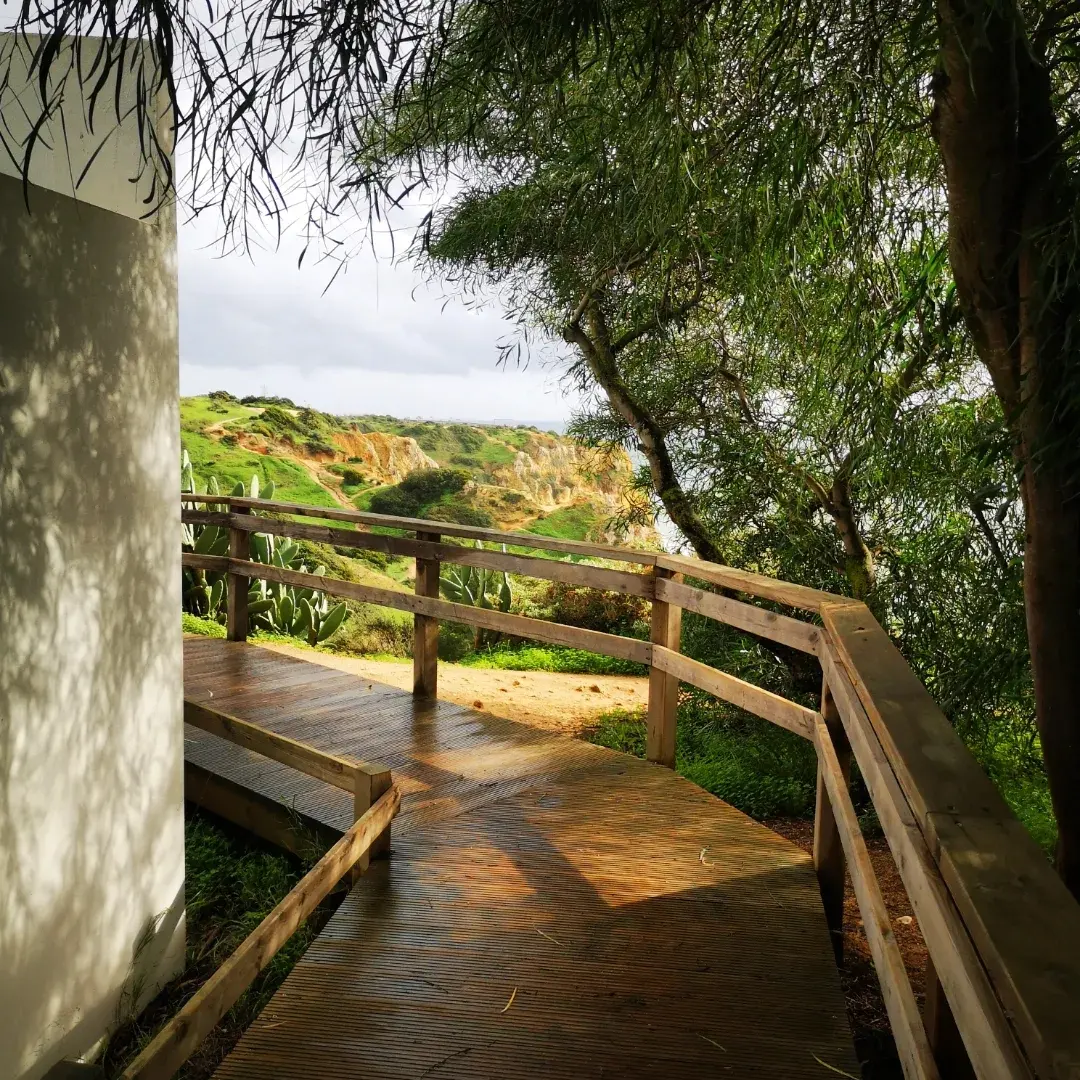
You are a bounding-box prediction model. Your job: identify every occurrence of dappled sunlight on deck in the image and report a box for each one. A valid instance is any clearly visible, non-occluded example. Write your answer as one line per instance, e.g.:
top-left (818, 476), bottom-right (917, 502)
top-left (184, 637), bottom-right (857, 1079)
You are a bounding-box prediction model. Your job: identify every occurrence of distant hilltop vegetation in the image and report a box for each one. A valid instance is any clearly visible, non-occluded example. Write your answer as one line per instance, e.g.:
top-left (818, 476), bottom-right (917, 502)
top-left (180, 392), bottom-right (659, 547)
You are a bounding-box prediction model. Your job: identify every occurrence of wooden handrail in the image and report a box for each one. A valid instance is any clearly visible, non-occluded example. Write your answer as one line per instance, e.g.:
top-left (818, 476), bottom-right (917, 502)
top-left (120, 786), bottom-right (400, 1080)
top-left (181, 507), bottom-right (654, 597)
top-left (179, 491), bottom-right (1080, 1080)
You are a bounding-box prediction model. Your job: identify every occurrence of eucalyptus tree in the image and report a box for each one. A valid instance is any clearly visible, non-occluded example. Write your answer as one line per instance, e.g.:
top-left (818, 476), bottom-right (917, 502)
top-left (349, 0), bottom-right (1080, 890)
top-left (10, 0), bottom-right (1080, 886)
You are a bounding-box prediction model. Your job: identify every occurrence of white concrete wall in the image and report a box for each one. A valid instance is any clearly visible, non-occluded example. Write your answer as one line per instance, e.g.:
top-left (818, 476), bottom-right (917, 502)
top-left (0, 34), bottom-right (184, 1080)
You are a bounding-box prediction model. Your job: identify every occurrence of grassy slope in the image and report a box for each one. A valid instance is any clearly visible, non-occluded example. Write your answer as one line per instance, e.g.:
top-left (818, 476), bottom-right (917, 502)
top-left (183, 397), bottom-right (617, 544)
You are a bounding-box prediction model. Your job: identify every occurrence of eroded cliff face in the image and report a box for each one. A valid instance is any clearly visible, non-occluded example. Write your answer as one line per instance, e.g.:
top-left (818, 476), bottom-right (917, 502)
top-left (331, 431), bottom-right (440, 483)
top-left (196, 399), bottom-right (657, 546)
top-left (492, 433), bottom-right (631, 511)
top-left (234, 427), bottom-right (439, 484)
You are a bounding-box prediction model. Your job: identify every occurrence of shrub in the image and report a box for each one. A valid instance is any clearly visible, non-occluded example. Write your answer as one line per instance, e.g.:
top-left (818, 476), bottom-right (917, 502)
top-left (427, 498), bottom-right (494, 528)
top-left (539, 580), bottom-right (649, 636)
top-left (398, 467), bottom-right (470, 504)
top-left (368, 485), bottom-right (422, 517)
top-left (332, 604), bottom-right (413, 656)
top-left (341, 468), bottom-right (364, 486)
top-left (208, 389), bottom-right (238, 402)
top-left (438, 621), bottom-right (476, 662)
top-left (368, 467), bottom-right (471, 518)
top-left (584, 695), bottom-right (818, 820)
top-left (241, 394), bottom-right (296, 407)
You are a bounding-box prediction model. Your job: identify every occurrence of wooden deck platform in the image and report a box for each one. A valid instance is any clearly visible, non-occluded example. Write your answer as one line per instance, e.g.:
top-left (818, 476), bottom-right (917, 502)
top-left (184, 637), bottom-right (859, 1079)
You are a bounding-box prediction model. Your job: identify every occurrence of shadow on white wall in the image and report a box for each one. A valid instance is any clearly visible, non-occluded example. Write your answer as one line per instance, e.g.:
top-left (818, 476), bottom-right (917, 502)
top-left (0, 169), bottom-right (184, 1079)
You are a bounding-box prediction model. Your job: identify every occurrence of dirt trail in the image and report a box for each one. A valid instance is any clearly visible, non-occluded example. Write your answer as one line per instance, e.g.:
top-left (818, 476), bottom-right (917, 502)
top-left (259, 642), bottom-right (647, 735)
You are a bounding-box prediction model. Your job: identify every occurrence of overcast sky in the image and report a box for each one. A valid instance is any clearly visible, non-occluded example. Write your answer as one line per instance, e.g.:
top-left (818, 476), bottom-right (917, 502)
top-left (178, 212), bottom-right (579, 425)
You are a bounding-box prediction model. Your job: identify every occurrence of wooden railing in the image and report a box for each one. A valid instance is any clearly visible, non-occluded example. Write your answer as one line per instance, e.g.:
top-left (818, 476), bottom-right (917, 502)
top-left (180, 493), bottom-right (1080, 1080)
top-left (125, 692), bottom-right (398, 1080)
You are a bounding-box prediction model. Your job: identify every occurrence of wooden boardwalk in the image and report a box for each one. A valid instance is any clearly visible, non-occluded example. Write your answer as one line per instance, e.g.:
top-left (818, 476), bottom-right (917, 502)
top-left (184, 637), bottom-right (859, 1079)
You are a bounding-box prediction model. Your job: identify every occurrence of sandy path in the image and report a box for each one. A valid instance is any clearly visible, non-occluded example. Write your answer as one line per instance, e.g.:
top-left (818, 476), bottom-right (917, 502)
top-left (258, 642), bottom-right (647, 735)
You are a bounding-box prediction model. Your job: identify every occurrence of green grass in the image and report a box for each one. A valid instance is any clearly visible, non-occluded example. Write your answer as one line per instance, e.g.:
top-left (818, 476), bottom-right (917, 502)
top-left (460, 642), bottom-right (647, 677)
top-left (584, 694), bottom-right (819, 821)
top-left (181, 430), bottom-right (338, 508)
top-left (100, 812), bottom-right (332, 1080)
top-left (183, 613), bottom-right (225, 637)
top-left (525, 504), bottom-right (602, 542)
top-left (180, 395), bottom-right (260, 431)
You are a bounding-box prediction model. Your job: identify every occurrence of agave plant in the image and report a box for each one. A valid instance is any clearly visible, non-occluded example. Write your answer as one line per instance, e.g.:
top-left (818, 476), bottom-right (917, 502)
top-left (182, 454), bottom-right (346, 647)
top-left (246, 546), bottom-right (349, 647)
top-left (439, 544), bottom-right (512, 649)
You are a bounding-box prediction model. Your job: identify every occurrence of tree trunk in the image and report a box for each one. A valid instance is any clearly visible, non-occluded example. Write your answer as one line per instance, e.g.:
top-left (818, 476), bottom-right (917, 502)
top-left (935, 0), bottom-right (1080, 893)
top-left (1022, 460), bottom-right (1080, 891)
top-left (564, 303), bottom-right (725, 563)
top-left (828, 473), bottom-right (875, 601)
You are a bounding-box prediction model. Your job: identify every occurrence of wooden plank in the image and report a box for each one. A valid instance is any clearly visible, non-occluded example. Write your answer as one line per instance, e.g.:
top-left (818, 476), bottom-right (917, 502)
top-left (227, 558), bottom-right (653, 665)
top-left (813, 676), bottom-right (849, 962)
top-left (184, 701), bottom-right (362, 793)
top-left (184, 762), bottom-right (339, 862)
top-left (352, 762), bottom-right (393, 878)
top-left (413, 530), bottom-right (440, 699)
top-left (650, 645), bottom-right (816, 740)
top-left (820, 646), bottom-right (1032, 1080)
top-left (184, 638), bottom-right (861, 1080)
top-left (183, 551), bottom-right (228, 573)
top-left (119, 786), bottom-right (400, 1080)
top-left (647, 568), bottom-right (682, 767)
top-left (220, 494), bottom-right (660, 565)
top-left (655, 576), bottom-right (820, 653)
top-left (813, 712), bottom-right (939, 1080)
top-left (822, 603), bottom-right (1080, 1080)
top-left (226, 507), bottom-right (251, 641)
top-left (191, 510), bottom-right (656, 597)
top-left (656, 552), bottom-right (839, 613)
top-left (924, 958), bottom-right (978, 1080)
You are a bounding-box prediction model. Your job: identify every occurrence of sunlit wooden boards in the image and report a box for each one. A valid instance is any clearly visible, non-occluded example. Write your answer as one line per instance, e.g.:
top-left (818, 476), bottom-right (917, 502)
top-left (183, 638), bottom-right (859, 1080)
top-left (823, 602), bottom-right (1080, 1080)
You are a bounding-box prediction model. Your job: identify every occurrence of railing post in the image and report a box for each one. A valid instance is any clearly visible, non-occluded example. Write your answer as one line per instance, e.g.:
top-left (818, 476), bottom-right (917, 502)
top-left (349, 762), bottom-right (393, 886)
top-left (814, 673), bottom-right (851, 963)
top-left (226, 505), bottom-right (250, 642)
top-left (924, 957), bottom-right (977, 1080)
top-left (647, 567), bottom-right (682, 768)
top-left (413, 531), bottom-right (440, 698)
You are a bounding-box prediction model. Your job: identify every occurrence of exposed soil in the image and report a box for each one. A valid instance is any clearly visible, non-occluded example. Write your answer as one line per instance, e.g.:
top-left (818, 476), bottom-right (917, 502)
top-left (259, 643), bottom-right (650, 733)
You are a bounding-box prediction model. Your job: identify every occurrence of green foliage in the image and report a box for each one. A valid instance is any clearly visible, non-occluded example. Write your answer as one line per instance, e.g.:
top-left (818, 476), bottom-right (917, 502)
top-left (526, 505), bottom-right (601, 542)
top-left (368, 467), bottom-right (471, 517)
top-left (99, 812), bottom-right (322, 1079)
top-left (585, 697), bottom-right (818, 820)
top-left (180, 428), bottom-right (337, 509)
top-left (181, 457), bottom-right (348, 648)
top-left (539, 580), bottom-right (648, 637)
top-left (440, 548), bottom-right (513, 650)
top-left (182, 613), bottom-right (226, 638)
top-left (331, 603), bottom-right (414, 657)
top-left (437, 620), bottom-right (477, 662)
top-left (351, 6), bottom-right (1054, 849)
top-left (425, 495), bottom-right (495, 527)
top-left (241, 395), bottom-right (297, 408)
top-left (244, 535), bottom-right (348, 647)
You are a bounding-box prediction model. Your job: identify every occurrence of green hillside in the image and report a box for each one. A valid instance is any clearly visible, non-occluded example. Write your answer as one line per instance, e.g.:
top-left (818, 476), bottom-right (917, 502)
top-left (181, 392), bottom-right (654, 545)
